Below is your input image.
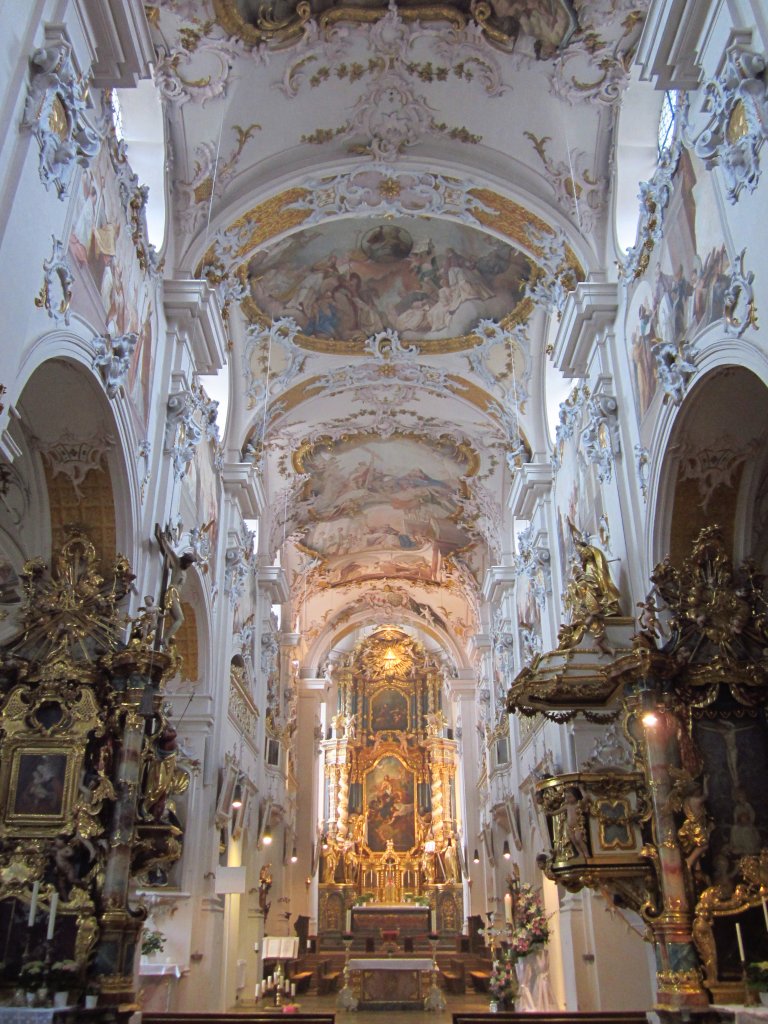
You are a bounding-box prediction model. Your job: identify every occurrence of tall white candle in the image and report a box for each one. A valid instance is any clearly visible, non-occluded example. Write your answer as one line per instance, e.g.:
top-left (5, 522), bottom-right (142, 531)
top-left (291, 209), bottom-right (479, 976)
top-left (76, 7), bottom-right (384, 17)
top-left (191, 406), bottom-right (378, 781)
top-left (763, 898), bottom-right (768, 932)
top-left (345, 909), bottom-right (352, 931)
top-left (504, 893), bottom-right (513, 925)
top-left (431, 910), bottom-right (437, 932)
top-left (291, 982), bottom-right (296, 998)
top-left (736, 922), bottom-right (745, 962)
top-left (255, 982), bottom-right (261, 999)
top-left (47, 892), bottom-right (58, 940)
top-left (28, 881), bottom-right (39, 928)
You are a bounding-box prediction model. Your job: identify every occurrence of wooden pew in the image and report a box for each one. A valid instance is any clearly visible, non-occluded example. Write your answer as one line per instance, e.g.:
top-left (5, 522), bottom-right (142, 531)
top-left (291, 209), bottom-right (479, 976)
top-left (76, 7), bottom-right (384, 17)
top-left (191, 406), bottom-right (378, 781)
top-left (441, 957), bottom-right (466, 994)
top-left (467, 968), bottom-right (491, 992)
top-left (142, 1014), bottom-right (334, 1024)
top-left (453, 1012), bottom-right (647, 1024)
top-left (316, 958), bottom-right (341, 995)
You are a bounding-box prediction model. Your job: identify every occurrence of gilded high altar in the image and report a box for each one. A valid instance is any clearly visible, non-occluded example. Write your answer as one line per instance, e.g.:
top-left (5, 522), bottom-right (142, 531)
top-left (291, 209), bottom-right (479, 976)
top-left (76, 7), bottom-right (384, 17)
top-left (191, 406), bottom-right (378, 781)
top-left (317, 628), bottom-right (463, 935)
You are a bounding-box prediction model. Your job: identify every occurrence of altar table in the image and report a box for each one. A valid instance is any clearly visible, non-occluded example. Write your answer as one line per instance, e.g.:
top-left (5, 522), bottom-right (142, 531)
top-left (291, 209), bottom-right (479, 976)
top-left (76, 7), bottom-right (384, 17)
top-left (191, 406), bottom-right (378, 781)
top-left (347, 957), bottom-right (434, 1009)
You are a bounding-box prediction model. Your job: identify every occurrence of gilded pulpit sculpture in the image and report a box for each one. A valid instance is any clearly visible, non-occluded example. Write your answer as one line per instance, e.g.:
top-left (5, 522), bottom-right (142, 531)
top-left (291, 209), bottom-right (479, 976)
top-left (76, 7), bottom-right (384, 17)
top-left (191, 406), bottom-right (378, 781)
top-left (509, 525), bottom-right (768, 1008)
top-left (0, 530), bottom-right (188, 1006)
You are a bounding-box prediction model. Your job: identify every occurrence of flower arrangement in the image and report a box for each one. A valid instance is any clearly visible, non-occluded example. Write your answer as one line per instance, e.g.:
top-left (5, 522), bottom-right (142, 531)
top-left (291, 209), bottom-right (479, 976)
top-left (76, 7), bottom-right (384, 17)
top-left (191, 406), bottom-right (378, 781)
top-left (141, 929), bottom-right (166, 956)
top-left (747, 961), bottom-right (768, 991)
top-left (506, 880), bottom-right (550, 957)
top-left (48, 960), bottom-right (80, 991)
top-left (19, 961), bottom-right (45, 991)
top-left (489, 953), bottom-right (518, 1006)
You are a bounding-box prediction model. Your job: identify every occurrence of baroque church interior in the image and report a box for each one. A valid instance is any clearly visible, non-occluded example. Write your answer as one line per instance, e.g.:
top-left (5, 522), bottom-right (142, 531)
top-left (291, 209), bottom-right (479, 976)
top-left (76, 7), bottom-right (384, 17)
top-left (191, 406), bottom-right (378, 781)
top-left (1, 0), bottom-right (768, 1018)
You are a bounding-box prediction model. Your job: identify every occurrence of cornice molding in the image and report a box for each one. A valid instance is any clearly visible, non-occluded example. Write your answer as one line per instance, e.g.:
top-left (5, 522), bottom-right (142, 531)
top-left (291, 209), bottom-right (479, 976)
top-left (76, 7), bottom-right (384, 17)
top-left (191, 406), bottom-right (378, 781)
top-left (507, 460), bottom-right (555, 519)
top-left (553, 279), bottom-right (619, 378)
top-left (164, 279), bottom-right (227, 375)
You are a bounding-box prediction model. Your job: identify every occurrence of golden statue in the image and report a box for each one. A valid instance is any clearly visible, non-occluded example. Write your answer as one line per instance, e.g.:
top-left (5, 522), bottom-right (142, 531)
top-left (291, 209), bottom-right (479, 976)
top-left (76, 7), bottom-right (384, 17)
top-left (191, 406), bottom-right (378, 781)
top-left (559, 520), bottom-right (621, 652)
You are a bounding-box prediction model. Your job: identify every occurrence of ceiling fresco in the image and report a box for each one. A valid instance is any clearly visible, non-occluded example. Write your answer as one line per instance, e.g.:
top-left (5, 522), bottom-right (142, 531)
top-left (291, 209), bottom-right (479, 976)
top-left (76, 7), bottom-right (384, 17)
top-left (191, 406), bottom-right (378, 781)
top-left (149, 0), bottom-right (650, 666)
top-left (241, 218), bottom-right (532, 346)
top-left (293, 433), bottom-right (478, 586)
top-left (214, 0), bottom-right (578, 52)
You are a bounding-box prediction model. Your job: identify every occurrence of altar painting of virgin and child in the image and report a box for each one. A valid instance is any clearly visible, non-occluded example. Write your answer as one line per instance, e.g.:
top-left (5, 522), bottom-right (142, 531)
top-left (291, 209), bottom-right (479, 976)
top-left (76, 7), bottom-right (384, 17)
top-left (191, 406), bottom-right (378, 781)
top-left (365, 755), bottom-right (415, 852)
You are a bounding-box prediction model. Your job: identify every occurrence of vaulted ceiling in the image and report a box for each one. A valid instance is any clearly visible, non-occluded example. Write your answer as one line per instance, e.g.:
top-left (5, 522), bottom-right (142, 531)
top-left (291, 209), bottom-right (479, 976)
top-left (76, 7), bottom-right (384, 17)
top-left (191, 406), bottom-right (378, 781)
top-left (148, 0), bottom-right (649, 669)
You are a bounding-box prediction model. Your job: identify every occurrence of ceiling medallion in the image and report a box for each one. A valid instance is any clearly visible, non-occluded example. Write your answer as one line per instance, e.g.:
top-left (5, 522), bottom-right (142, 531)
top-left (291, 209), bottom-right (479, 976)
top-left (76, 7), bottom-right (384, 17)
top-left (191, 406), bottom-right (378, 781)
top-left (212, 0), bottom-right (577, 53)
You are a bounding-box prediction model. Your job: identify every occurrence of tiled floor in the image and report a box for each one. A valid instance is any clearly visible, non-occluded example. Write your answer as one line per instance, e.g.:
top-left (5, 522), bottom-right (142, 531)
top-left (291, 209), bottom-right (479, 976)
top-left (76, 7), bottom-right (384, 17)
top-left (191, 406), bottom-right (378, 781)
top-left (233, 989), bottom-right (493, 1022)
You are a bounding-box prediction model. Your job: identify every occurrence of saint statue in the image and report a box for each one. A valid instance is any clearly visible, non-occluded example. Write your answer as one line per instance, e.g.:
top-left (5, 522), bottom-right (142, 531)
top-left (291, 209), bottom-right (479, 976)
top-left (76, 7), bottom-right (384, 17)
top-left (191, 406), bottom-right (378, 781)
top-left (559, 520), bottom-right (621, 652)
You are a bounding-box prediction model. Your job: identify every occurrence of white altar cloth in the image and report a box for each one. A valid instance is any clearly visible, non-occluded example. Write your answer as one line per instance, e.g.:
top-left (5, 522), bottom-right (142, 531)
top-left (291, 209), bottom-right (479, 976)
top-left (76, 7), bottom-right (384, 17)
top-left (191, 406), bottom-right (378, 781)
top-left (0, 1010), bottom-right (76, 1023)
top-left (349, 958), bottom-right (432, 971)
top-left (515, 947), bottom-right (556, 1012)
top-left (709, 1006), bottom-right (768, 1024)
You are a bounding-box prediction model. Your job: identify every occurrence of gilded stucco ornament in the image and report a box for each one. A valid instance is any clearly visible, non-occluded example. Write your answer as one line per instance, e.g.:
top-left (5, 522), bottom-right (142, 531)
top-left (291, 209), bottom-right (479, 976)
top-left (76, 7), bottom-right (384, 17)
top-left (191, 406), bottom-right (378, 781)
top-left (723, 248), bottom-right (759, 337)
top-left (524, 227), bottom-right (580, 317)
top-left (243, 318), bottom-right (306, 413)
top-left (34, 236), bottom-right (73, 325)
top-left (107, 129), bottom-right (160, 275)
top-left (22, 37), bottom-right (99, 199)
top-left (524, 132), bottom-right (606, 233)
top-left (295, 4), bottom-right (482, 158)
top-left (175, 123), bottom-right (262, 235)
top-left (618, 132), bottom-right (682, 283)
top-left (580, 388), bottom-right (620, 485)
top-left (286, 164), bottom-right (497, 224)
top-left (153, 30), bottom-right (244, 107)
top-left (213, 0), bottom-right (576, 53)
top-left (684, 45), bottom-right (768, 204)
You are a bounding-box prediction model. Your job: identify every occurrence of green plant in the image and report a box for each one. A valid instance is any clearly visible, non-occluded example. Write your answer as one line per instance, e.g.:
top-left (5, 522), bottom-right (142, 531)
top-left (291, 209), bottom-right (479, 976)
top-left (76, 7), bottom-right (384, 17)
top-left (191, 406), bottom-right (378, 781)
top-left (19, 961), bottom-right (45, 990)
top-left (141, 929), bottom-right (166, 956)
top-left (747, 961), bottom-right (768, 990)
top-left (489, 952), bottom-right (519, 1004)
top-left (49, 960), bottom-right (80, 990)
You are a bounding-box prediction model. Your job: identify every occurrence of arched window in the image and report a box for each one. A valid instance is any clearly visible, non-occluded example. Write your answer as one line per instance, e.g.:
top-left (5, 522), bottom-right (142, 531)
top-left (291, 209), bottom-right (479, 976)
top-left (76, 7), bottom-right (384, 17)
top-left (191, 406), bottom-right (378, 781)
top-left (114, 78), bottom-right (168, 252)
top-left (657, 90), bottom-right (680, 155)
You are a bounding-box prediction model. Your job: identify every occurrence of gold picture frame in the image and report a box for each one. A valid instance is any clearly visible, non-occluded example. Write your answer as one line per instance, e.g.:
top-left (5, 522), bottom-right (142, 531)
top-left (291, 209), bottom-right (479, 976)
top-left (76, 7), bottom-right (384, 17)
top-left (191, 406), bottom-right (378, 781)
top-left (2, 745), bottom-right (79, 836)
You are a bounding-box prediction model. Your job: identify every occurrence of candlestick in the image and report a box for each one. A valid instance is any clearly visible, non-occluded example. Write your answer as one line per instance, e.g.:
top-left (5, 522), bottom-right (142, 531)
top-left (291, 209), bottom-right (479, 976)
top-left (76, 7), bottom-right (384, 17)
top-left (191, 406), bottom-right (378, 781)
top-left (504, 893), bottom-right (513, 925)
top-left (736, 921), bottom-right (745, 962)
top-left (47, 892), bottom-right (58, 940)
top-left (28, 881), bottom-right (39, 928)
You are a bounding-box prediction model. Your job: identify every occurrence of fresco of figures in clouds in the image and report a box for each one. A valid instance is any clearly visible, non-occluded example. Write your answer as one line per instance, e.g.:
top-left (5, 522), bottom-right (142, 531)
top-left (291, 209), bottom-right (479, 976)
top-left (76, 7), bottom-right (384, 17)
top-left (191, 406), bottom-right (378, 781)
top-left (627, 148), bottom-right (732, 425)
top-left (245, 219), bottom-right (531, 344)
top-left (297, 435), bottom-right (475, 585)
top-left (67, 142), bottom-right (157, 431)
